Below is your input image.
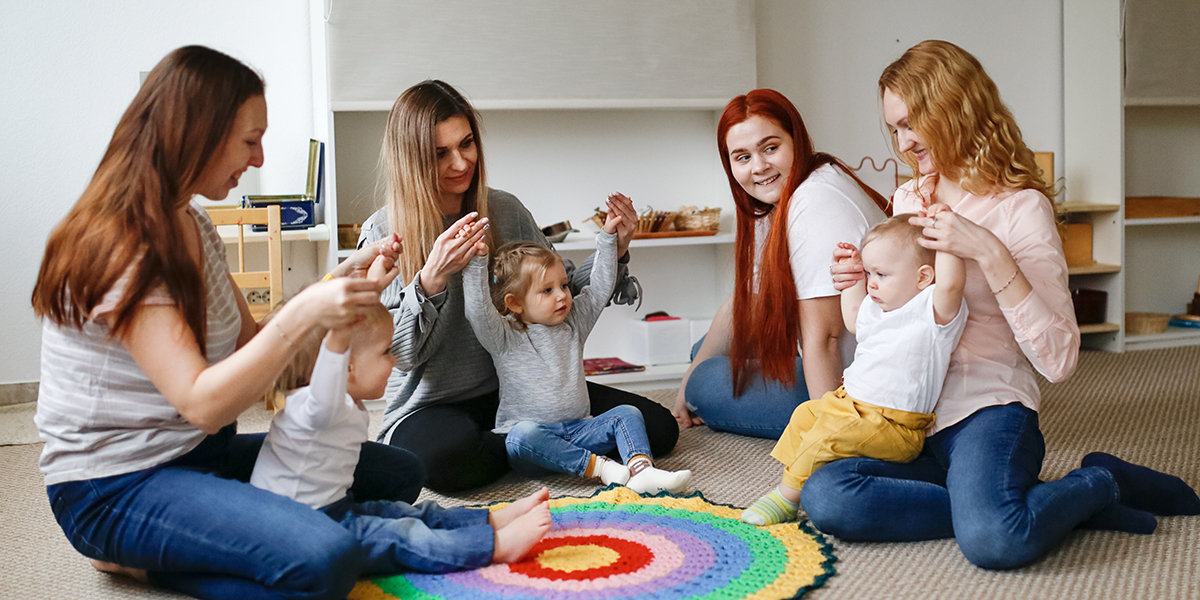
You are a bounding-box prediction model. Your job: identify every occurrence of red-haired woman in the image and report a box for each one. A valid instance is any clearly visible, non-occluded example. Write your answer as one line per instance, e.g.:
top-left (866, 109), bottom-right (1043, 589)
top-left (32, 46), bottom-right (420, 599)
top-left (672, 89), bottom-right (890, 438)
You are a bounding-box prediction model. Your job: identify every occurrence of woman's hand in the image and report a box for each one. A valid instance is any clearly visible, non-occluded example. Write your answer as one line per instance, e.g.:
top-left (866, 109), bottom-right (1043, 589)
top-left (418, 212), bottom-right (490, 295)
top-left (293, 276), bottom-right (392, 331)
top-left (333, 233), bottom-right (402, 279)
top-left (830, 242), bottom-right (864, 291)
top-left (672, 387), bottom-right (704, 429)
top-left (909, 204), bottom-right (1004, 263)
top-left (606, 193), bottom-right (638, 257)
top-left (366, 253), bottom-right (401, 291)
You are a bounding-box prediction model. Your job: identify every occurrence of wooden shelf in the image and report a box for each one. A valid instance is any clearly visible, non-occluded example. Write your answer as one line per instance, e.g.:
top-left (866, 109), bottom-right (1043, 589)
top-left (1079, 322), bottom-right (1120, 334)
top-left (1055, 201), bottom-right (1120, 214)
top-left (1126, 216), bottom-right (1200, 226)
top-left (218, 223), bottom-right (329, 244)
top-left (1068, 263), bottom-right (1121, 275)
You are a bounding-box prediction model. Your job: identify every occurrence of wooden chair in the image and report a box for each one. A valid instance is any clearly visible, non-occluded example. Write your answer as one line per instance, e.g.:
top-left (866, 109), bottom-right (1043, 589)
top-left (205, 205), bottom-right (283, 321)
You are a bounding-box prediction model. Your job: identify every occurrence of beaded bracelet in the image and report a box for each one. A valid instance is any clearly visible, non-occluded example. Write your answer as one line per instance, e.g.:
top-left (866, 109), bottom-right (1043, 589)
top-left (992, 269), bottom-right (1020, 295)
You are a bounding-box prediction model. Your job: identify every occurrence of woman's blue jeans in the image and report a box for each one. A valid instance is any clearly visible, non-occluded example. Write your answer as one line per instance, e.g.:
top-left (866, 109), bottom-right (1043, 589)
top-left (800, 403), bottom-right (1121, 569)
top-left (683, 337), bottom-right (807, 439)
top-left (47, 424), bottom-right (425, 600)
top-left (505, 405), bottom-right (651, 476)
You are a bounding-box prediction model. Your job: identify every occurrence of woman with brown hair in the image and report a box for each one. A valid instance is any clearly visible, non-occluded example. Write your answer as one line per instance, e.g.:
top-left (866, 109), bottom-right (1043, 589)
top-left (33, 46), bottom-right (419, 599)
top-left (802, 39), bottom-right (1199, 569)
top-left (672, 88), bottom-right (890, 439)
top-left (341, 80), bottom-right (679, 493)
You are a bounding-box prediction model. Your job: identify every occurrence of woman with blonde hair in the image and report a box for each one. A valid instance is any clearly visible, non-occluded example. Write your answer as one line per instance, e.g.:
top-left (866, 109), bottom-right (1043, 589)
top-left (33, 45), bottom-right (418, 599)
top-left (673, 88), bottom-right (889, 438)
top-left (342, 80), bottom-right (678, 493)
top-left (804, 39), bottom-right (1199, 569)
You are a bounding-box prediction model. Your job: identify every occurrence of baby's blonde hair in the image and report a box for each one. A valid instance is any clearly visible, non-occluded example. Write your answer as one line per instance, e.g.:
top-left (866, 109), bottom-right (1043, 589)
top-left (490, 242), bottom-right (562, 331)
top-left (861, 213), bottom-right (934, 268)
top-left (267, 299), bottom-right (393, 397)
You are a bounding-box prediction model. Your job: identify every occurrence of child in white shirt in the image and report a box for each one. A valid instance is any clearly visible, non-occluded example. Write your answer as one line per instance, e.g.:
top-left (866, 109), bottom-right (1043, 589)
top-left (742, 211), bottom-right (969, 525)
top-left (251, 276), bottom-right (551, 574)
top-left (462, 210), bottom-right (691, 495)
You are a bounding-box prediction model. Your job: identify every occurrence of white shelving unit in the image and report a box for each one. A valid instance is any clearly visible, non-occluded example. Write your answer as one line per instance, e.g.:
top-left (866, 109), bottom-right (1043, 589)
top-left (1064, 0), bottom-right (1200, 352)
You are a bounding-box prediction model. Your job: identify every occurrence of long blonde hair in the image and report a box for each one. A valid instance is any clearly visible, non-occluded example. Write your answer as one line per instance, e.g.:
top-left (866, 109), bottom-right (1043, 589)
top-left (879, 40), bottom-right (1055, 204)
top-left (380, 80), bottom-right (490, 283)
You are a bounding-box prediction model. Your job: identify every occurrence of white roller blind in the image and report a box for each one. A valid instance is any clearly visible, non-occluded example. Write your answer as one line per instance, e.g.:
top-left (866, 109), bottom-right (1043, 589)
top-left (326, 0), bottom-right (755, 108)
top-left (1124, 0), bottom-right (1200, 104)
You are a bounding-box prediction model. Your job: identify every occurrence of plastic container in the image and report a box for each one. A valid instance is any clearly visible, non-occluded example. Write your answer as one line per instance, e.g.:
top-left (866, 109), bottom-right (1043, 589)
top-left (627, 318), bottom-right (691, 365)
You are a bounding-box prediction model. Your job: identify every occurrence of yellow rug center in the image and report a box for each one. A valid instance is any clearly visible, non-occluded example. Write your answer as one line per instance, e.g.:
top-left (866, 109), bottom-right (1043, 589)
top-left (535, 544), bottom-right (620, 572)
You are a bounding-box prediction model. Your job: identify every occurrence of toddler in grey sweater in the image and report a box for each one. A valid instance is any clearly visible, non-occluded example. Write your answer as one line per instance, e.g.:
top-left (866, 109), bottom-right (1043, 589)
top-left (463, 213), bottom-right (690, 495)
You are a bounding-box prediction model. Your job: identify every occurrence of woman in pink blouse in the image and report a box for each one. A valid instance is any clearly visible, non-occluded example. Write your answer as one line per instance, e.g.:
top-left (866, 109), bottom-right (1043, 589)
top-left (803, 40), bottom-right (1200, 569)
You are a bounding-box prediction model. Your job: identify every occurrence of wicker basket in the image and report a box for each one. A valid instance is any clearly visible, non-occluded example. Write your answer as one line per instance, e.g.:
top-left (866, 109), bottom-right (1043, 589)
top-left (635, 210), bottom-right (678, 234)
top-left (675, 207), bottom-right (722, 231)
top-left (1125, 312), bottom-right (1170, 335)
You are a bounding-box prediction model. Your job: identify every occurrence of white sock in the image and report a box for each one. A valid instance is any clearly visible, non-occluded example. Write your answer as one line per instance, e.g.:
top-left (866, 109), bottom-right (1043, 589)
top-left (625, 457), bottom-right (692, 494)
top-left (595, 457), bottom-right (630, 485)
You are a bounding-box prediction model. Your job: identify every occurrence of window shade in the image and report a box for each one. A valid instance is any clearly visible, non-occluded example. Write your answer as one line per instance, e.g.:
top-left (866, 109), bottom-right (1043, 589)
top-left (326, 0), bottom-right (755, 108)
top-left (1124, 0), bottom-right (1200, 104)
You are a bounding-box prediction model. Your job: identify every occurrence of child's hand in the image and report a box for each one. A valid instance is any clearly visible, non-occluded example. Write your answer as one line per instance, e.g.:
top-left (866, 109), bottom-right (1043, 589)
top-left (602, 203), bottom-right (624, 235)
top-left (366, 252), bottom-right (401, 291)
top-left (831, 242), bottom-right (864, 291)
top-left (606, 193), bottom-right (637, 255)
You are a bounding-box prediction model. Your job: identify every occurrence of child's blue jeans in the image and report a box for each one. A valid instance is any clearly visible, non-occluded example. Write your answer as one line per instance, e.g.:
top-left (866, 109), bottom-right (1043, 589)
top-left (321, 495), bottom-right (493, 575)
top-left (505, 404), bottom-right (651, 476)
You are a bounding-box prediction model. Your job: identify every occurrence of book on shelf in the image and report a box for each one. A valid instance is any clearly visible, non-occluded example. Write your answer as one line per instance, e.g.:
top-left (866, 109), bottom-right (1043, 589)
top-left (583, 357), bottom-right (646, 376)
top-left (243, 139), bottom-right (325, 231)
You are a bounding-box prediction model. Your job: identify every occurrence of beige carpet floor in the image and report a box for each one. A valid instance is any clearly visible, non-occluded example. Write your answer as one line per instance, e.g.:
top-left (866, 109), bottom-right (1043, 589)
top-left (2, 347), bottom-right (1199, 599)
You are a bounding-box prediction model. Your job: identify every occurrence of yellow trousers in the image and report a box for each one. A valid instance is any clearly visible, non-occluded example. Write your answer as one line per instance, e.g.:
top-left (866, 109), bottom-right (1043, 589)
top-left (770, 387), bottom-right (936, 491)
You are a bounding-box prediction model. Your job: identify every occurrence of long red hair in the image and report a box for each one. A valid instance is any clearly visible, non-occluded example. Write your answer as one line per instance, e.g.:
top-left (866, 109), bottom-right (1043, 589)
top-left (717, 89), bottom-right (889, 395)
top-left (31, 46), bottom-right (264, 354)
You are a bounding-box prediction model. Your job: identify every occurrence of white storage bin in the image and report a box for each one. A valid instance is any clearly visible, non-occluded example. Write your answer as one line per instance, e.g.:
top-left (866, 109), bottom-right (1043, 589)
top-left (627, 318), bottom-right (691, 365)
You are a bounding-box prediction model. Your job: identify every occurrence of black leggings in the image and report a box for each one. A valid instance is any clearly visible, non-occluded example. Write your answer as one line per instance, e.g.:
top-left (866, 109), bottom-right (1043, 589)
top-left (388, 383), bottom-right (680, 494)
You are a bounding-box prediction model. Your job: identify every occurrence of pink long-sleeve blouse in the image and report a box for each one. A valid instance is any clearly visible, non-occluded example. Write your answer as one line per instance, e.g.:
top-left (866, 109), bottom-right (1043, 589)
top-left (893, 180), bottom-right (1080, 433)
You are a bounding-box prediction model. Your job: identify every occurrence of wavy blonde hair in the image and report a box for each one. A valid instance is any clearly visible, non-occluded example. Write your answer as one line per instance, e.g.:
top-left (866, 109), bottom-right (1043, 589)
top-left (380, 80), bottom-right (490, 283)
top-left (879, 40), bottom-right (1056, 205)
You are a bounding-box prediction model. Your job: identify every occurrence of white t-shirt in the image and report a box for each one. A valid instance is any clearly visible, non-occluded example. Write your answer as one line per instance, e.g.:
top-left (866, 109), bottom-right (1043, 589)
top-left (773, 164), bottom-right (887, 366)
top-left (251, 344), bottom-right (370, 509)
top-left (843, 285), bottom-right (969, 414)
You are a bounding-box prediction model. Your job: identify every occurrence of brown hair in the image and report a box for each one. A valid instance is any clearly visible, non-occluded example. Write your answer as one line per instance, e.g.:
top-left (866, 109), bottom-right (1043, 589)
top-left (380, 80), bottom-right (491, 284)
top-left (717, 89), bottom-right (890, 395)
top-left (268, 301), bottom-right (392, 397)
top-left (31, 46), bottom-right (264, 354)
top-left (490, 242), bottom-right (562, 331)
top-left (879, 40), bottom-right (1056, 205)
top-left (861, 213), bottom-right (935, 268)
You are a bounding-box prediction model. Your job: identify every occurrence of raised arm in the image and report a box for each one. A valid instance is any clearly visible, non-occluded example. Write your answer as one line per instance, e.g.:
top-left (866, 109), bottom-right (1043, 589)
top-left (926, 205), bottom-right (967, 325)
top-left (461, 254), bottom-right (513, 354)
top-left (296, 328), bottom-right (353, 431)
top-left (568, 212), bottom-right (623, 339)
top-left (835, 242), bottom-right (866, 334)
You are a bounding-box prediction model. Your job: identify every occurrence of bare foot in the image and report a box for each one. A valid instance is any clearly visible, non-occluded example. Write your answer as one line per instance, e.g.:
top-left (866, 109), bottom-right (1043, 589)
top-left (89, 559), bottom-right (148, 583)
top-left (492, 501), bottom-right (551, 563)
top-left (489, 487), bottom-right (550, 530)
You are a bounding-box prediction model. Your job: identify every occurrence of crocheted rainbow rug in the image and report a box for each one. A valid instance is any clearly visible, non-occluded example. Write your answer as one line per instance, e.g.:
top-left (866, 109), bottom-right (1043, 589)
top-left (349, 486), bottom-right (837, 600)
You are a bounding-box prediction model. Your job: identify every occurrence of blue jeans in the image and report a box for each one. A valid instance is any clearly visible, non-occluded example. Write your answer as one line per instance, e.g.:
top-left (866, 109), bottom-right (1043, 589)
top-left (47, 424), bottom-right (425, 600)
top-left (801, 403), bottom-right (1120, 569)
top-left (322, 495), bottom-right (493, 576)
top-left (683, 337), bottom-right (808, 439)
top-left (505, 405), bottom-right (651, 477)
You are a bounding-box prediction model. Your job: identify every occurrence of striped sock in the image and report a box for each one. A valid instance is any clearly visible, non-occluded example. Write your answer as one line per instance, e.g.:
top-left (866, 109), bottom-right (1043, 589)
top-left (741, 487), bottom-right (799, 526)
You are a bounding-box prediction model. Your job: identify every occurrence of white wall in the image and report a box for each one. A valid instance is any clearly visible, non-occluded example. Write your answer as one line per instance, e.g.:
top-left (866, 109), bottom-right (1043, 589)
top-left (755, 0), bottom-right (1064, 198)
top-left (0, 1), bottom-right (314, 385)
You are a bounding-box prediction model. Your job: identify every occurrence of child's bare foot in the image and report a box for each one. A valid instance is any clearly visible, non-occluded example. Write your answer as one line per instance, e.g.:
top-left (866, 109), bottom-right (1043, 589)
top-left (493, 501), bottom-right (551, 563)
top-left (89, 559), bottom-right (148, 583)
top-left (490, 487), bottom-right (550, 530)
